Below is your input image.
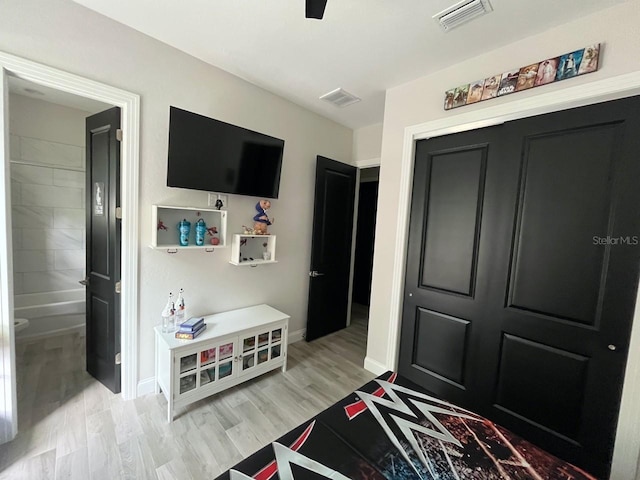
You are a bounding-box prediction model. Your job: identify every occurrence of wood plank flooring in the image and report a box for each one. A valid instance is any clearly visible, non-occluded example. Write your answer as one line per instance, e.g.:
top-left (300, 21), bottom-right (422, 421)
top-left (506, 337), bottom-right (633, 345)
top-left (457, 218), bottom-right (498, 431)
top-left (0, 314), bottom-right (374, 479)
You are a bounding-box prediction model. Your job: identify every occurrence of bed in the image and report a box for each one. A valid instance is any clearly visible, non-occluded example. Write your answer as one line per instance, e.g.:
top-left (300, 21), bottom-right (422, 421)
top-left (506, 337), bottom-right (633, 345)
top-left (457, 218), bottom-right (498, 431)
top-left (214, 372), bottom-right (596, 480)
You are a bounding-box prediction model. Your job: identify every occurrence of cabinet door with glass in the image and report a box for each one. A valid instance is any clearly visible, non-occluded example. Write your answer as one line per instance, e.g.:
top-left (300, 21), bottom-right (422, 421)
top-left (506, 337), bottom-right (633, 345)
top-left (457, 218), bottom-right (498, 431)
top-left (238, 323), bottom-right (285, 378)
top-left (197, 338), bottom-right (238, 390)
top-left (175, 338), bottom-right (238, 397)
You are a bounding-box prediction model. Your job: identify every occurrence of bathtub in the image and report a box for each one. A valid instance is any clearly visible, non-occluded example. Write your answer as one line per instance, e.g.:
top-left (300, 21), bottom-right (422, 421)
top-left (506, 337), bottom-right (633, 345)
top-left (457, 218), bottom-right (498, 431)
top-left (14, 289), bottom-right (86, 339)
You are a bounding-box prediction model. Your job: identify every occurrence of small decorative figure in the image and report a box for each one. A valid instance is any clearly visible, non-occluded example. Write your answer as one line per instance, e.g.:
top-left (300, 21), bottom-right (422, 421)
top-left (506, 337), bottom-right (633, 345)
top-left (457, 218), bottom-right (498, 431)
top-left (242, 225), bottom-right (256, 235)
top-left (253, 200), bottom-right (274, 235)
top-left (157, 220), bottom-right (168, 231)
top-left (206, 226), bottom-right (219, 245)
top-left (215, 198), bottom-right (224, 210)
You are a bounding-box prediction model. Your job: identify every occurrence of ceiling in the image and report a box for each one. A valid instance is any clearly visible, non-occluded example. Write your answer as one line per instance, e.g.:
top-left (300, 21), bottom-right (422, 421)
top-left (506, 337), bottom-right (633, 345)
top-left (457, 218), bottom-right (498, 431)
top-left (8, 75), bottom-right (112, 113)
top-left (71, 0), bottom-right (628, 129)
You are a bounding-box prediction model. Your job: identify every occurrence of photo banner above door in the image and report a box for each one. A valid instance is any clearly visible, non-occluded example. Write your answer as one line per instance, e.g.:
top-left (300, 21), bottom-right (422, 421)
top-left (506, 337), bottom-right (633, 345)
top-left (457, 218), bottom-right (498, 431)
top-left (444, 43), bottom-right (601, 110)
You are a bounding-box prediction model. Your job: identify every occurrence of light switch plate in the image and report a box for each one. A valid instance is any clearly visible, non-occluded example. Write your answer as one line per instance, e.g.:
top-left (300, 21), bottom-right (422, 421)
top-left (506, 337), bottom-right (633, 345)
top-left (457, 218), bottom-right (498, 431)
top-left (208, 193), bottom-right (228, 210)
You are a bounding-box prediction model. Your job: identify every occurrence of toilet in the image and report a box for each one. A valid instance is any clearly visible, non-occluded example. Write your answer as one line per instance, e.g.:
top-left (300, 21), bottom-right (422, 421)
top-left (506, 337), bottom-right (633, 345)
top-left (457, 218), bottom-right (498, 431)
top-left (14, 317), bottom-right (29, 333)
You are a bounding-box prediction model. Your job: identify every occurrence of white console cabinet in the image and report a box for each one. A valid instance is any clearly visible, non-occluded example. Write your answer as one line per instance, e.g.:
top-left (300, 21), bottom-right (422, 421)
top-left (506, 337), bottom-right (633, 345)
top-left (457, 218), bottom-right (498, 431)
top-left (154, 304), bottom-right (289, 422)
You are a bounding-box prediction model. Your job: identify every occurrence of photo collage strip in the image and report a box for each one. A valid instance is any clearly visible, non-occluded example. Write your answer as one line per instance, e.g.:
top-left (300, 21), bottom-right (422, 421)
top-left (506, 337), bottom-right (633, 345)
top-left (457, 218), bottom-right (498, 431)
top-left (444, 43), bottom-right (600, 111)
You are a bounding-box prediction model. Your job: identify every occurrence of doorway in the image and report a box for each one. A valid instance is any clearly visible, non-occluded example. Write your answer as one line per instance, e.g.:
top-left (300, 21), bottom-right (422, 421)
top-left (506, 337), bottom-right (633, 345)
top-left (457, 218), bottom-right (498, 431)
top-left (351, 167), bottom-right (379, 327)
top-left (305, 159), bottom-right (379, 362)
top-left (0, 51), bottom-right (140, 444)
top-left (6, 78), bottom-right (122, 439)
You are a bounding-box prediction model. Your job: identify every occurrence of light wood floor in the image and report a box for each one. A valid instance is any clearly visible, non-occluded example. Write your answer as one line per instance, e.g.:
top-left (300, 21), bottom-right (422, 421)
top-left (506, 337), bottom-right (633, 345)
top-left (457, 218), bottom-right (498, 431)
top-left (0, 316), bottom-right (374, 480)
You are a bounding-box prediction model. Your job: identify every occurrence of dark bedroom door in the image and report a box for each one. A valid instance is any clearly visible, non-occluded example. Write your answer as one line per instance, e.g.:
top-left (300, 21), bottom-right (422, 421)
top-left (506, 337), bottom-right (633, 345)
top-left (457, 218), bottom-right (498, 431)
top-left (398, 96), bottom-right (640, 478)
top-left (306, 156), bottom-right (357, 341)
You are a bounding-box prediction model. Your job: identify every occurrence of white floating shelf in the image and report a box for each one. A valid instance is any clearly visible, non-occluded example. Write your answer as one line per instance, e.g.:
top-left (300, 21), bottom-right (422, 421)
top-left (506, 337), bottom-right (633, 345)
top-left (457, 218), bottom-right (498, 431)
top-left (151, 205), bottom-right (227, 252)
top-left (229, 234), bottom-right (277, 266)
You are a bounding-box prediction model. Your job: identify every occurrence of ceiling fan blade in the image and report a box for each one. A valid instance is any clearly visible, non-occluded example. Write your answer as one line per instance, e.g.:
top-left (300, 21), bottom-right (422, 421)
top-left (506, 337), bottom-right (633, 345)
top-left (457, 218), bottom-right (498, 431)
top-left (305, 0), bottom-right (327, 19)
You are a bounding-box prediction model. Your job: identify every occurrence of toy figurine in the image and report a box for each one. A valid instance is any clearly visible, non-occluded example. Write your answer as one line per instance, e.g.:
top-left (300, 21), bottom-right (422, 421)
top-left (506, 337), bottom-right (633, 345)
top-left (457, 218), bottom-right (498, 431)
top-left (253, 200), bottom-right (274, 235)
top-left (207, 226), bottom-right (220, 245)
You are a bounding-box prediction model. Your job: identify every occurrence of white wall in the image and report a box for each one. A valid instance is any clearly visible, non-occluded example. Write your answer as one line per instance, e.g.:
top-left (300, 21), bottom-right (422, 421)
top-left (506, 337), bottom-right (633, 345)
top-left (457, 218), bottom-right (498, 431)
top-left (9, 94), bottom-right (88, 297)
top-left (0, 0), bottom-right (352, 382)
top-left (367, 1), bottom-right (640, 477)
top-left (353, 122), bottom-right (383, 164)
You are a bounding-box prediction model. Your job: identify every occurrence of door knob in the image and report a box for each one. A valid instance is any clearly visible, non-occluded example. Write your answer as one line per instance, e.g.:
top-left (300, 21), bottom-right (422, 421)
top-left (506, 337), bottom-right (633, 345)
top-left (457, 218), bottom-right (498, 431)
top-left (79, 277), bottom-right (90, 286)
top-left (608, 344), bottom-right (617, 351)
top-left (309, 271), bottom-right (325, 277)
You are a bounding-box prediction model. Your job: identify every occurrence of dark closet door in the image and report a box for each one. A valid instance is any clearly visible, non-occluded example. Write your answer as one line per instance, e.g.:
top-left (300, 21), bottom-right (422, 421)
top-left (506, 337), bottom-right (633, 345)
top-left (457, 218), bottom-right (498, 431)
top-left (398, 125), bottom-right (504, 407)
top-left (398, 96), bottom-right (640, 478)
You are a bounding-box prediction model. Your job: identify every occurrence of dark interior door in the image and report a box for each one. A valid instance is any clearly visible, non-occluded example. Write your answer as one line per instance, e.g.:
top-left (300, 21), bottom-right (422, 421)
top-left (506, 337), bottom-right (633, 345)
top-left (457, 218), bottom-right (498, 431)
top-left (306, 156), bottom-right (357, 341)
top-left (352, 180), bottom-right (378, 306)
top-left (85, 107), bottom-right (121, 394)
top-left (399, 96), bottom-right (640, 478)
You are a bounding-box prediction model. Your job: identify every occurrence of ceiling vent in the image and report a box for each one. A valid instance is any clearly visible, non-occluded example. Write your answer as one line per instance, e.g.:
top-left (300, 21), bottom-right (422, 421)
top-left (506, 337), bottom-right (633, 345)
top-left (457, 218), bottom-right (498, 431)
top-left (319, 88), bottom-right (361, 108)
top-left (433, 0), bottom-right (493, 32)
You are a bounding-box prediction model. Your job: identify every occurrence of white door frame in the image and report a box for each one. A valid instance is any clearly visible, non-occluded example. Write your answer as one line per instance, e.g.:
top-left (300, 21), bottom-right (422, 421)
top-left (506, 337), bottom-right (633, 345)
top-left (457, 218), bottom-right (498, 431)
top-left (0, 51), bottom-right (140, 443)
top-left (385, 70), bottom-right (640, 479)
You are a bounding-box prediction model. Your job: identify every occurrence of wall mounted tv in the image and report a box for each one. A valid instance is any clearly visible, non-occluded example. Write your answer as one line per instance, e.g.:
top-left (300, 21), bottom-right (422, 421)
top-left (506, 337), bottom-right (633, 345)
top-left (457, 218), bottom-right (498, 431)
top-left (167, 106), bottom-right (284, 198)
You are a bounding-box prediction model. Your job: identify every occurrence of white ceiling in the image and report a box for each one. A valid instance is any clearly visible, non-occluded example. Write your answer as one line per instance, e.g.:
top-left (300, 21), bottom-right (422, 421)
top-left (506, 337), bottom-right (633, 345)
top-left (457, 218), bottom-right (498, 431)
top-left (8, 75), bottom-right (112, 113)
top-left (71, 0), bottom-right (628, 129)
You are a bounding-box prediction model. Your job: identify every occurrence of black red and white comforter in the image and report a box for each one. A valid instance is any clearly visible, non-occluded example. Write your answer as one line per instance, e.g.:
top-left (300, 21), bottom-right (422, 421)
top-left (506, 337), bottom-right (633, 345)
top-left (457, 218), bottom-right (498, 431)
top-left (214, 372), bottom-right (595, 480)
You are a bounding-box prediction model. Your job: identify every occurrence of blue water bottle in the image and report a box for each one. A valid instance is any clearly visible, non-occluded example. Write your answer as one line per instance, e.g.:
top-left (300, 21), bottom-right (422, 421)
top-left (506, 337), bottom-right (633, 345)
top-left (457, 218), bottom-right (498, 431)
top-left (195, 218), bottom-right (206, 246)
top-left (178, 219), bottom-right (191, 246)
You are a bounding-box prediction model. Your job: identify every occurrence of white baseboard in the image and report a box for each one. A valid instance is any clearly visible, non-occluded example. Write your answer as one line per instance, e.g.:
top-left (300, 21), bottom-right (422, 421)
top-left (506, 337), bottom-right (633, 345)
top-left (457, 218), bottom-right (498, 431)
top-left (364, 356), bottom-right (389, 376)
top-left (137, 377), bottom-right (156, 397)
top-left (288, 328), bottom-right (305, 344)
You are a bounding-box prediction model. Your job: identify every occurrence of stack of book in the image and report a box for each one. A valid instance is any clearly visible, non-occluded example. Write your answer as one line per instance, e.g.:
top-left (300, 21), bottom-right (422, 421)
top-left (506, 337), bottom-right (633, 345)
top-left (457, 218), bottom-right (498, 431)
top-left (175, 317), bottom-right (206, 340)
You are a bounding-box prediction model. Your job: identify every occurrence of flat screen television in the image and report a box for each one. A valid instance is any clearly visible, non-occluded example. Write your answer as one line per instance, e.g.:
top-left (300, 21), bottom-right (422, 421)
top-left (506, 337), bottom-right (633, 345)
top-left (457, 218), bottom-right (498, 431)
top-left (167, 106), bottom-right (284, 198)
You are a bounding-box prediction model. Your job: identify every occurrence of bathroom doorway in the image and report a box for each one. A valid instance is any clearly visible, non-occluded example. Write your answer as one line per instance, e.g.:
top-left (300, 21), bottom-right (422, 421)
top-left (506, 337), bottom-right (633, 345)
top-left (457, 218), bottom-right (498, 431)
top-left (6, 77), bottom-right (119, 433)
top-left (9, 77), bottom-right (111, 341)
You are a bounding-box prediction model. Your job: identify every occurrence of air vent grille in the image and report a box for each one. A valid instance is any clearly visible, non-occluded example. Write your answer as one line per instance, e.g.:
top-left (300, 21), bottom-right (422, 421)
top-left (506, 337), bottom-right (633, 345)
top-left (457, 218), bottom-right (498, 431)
top-left (319, 88), bottom-right (361, 108)
top-left (434, 0), bottom-right (493, 32)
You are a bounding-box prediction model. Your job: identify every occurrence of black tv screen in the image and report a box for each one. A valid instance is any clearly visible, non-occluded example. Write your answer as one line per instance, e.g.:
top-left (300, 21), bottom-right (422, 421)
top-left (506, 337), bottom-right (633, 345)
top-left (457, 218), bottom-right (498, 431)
top-left (167, 107), bottom-right (284, 198)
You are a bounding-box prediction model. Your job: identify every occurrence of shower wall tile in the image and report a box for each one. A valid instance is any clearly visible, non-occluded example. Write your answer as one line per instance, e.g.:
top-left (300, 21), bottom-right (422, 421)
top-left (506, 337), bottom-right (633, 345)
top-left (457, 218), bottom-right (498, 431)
top-left (20, 137), bottom-right (83, 169)
top-left (12, 206), bottom-right (54, 229)
top-left (54, 249), bottom-right (85, 271)
top-left (10, 134), bottom-right (20, 160)
top-left (14, 250), bottom-right (54, 273)
top-left (11, 163), bottom-right (53, 186)
top-left (53, 169), bottom-right (84, 189)
top-left (10, 132), bottom-right (86, 297)
top-left (11, 181), bottom-right (21, 206)
top-left (22, 269), bottom-right (83, 294)
top-left (21, 229), bottom-right (83, 251)
top-left (13, 272), bottom-right (24, 295)
top-left (21, 184), bottom-right (82, 209)
top-left (53, 208), bottom-right (84, 229)
top-left (12, 228), bottom-right (22, 250)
